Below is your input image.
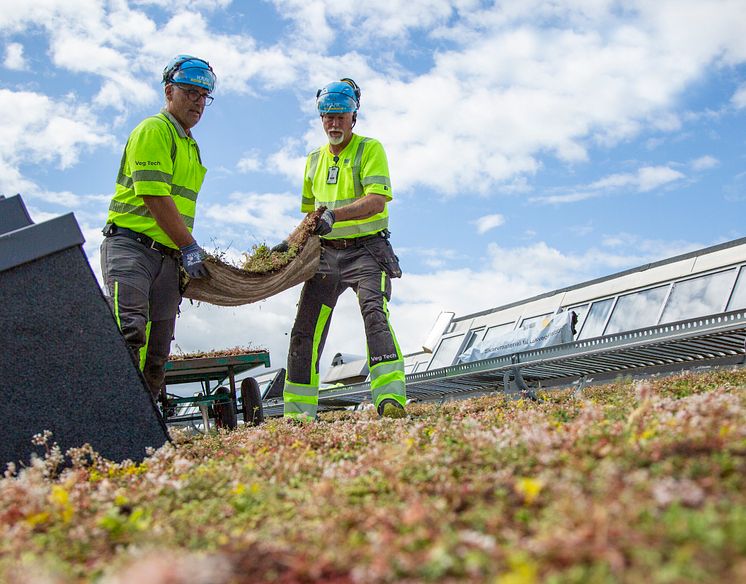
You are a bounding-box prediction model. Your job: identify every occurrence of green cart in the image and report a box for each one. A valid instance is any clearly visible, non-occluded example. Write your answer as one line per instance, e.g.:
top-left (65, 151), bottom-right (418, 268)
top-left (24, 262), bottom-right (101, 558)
top-left (163, 351), bottom-right (270, 431)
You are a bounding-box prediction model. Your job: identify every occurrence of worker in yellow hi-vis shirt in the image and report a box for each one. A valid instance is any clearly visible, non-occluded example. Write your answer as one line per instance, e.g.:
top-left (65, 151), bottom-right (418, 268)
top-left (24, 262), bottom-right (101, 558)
top-left (273, 78), bottom-right (407, 420)
top-left (100, 55), bottom-right (215, 399)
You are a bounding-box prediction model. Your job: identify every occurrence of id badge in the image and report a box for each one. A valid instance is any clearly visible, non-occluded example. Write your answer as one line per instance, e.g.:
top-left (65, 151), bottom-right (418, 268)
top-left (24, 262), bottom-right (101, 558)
top-left (326, 165), bottom-right (339, 184)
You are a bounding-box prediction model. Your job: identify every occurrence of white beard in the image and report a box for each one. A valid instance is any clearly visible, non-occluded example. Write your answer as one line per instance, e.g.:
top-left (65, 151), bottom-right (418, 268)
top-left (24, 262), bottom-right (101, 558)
top-left (327, 131), bottom-right (345, 145)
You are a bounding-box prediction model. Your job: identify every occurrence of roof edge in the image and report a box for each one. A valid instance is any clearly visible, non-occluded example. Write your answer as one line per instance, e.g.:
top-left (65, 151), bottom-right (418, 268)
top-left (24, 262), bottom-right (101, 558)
top-left (457, 236), bottom-right (746, 322)
top-left (0, 213), bottom-right (85, 273)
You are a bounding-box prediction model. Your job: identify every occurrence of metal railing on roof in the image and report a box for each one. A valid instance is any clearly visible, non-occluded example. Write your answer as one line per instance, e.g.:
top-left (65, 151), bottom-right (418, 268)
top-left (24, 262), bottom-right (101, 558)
top-left (263, 309), bottom-right (746, 416)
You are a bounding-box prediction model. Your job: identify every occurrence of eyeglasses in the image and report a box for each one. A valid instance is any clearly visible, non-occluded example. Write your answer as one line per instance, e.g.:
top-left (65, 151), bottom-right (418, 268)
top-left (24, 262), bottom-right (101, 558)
top-left (175, 85), bottom-right (214, 106)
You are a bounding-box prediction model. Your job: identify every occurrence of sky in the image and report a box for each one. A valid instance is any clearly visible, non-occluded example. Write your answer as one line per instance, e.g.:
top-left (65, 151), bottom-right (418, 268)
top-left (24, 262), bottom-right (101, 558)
top-left (2, 0), bottom-right (746, 380)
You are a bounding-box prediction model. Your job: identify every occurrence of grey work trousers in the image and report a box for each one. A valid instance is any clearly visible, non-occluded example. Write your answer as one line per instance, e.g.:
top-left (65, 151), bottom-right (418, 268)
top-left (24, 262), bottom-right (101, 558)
top-left (286, 236), bottom-right (402, 386)
top-left (100, 235), bottom-right (181, 398)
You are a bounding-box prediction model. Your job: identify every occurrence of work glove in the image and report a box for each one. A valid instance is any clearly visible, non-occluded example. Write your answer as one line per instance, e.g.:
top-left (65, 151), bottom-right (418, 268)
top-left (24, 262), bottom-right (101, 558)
top-left (271, 240), bottom-right (289, 253)
top-left (315, 209), bottom-right (336, 236)
top-left (180, 241), bottom-right (209, 279)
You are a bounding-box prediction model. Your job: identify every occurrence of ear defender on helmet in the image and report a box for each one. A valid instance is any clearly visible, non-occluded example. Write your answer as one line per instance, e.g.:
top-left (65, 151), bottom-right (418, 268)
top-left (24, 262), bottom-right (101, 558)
top-left (162, 55), bottom-right (216, 93)
top-left (340, 79), bottom-right (360, 125)
top-left (339, 78), bottom-right (361, 105)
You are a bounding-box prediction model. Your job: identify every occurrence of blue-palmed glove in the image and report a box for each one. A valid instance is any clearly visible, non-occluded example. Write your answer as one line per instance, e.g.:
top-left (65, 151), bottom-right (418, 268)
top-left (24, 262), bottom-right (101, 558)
top-left (315, 209), bottom-right (336, 236)
top-left (271, 240), bottom-right (289, 253)
top-left (180, 242), bottom-right (209, 279)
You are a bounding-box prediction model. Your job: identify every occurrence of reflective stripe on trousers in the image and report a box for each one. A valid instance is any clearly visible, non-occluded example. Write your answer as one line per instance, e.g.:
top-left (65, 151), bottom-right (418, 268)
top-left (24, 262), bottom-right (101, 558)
top-left (284, 240), bottom-right (406, 418)
top-left (283, 304), bottom-right (332, 419)
top-left (369, 270), bottom-right (405, 407)
top-left (100, 236), bottom-right (181, 398)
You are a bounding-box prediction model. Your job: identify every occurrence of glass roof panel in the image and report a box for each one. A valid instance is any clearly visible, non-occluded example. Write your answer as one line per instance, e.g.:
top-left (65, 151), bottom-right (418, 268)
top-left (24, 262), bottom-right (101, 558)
top-left (483, 322), bottom-right (514, 342)
top-left (727, 266), bottom-right (746, 311)
top-left (428, 334), bottom-right (465, 370)
top-left (660, 269), bottom-right (736, 323)
top-left (578, 298), bottom-right (613, 339)
top-left (605, 285), bottom-right (668, 334)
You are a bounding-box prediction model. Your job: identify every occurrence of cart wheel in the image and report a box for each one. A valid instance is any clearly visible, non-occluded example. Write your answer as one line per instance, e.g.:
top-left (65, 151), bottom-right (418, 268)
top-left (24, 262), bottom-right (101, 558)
top-left (241, 377), bottom-right (264, 426)
top-left (161, 393), bottom-right (177, 419)
top-left (213, 386), bottom-right (237, 430)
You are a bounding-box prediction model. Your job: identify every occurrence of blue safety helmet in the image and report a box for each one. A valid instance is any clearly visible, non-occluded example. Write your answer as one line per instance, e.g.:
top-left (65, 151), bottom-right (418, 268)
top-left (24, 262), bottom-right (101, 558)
top-left (162, 55), bottom-right (216, 92)
top-left (316, 79), bottom-right (361, 114)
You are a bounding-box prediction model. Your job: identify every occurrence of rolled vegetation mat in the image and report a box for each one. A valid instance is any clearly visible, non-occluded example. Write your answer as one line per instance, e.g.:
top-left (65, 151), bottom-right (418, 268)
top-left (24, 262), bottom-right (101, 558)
top-left (183, 209), bottom-right (323, 307)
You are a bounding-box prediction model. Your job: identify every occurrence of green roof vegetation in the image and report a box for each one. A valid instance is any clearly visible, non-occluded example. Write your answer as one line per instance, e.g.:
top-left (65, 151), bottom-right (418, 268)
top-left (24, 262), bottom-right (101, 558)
top-left (2, 368), bottom-right (745, 582)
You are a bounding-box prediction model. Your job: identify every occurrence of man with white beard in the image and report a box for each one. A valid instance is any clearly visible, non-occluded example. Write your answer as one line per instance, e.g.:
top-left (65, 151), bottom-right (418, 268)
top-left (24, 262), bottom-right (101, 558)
top-left (275, 78), bottom-right (407, 421)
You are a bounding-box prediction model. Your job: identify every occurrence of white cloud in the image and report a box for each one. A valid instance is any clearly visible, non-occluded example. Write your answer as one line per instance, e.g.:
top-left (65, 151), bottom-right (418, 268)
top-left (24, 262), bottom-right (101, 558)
top-left (4, 1), bottom-right (743, 200)
top-left (175, 285), bottom-right (300, 368)
top-left (530, 164), bottom-right (686, 205)
top-left (266, 139), bottom-right (310, 184)
top-left (137, 11), bottom-right (303, 94)
top-left (600, 232), bottom-right (700, 259)
top-left (265, 0), bottom-right (746, 197)
top-left (569, 223), bottom-right (594, 237)
top-left (267, 0), bottom-right (334, 52)
top-left (201, 191), bottom-right (301, 243)
top-left (399, 246), bottom-right (465, 270)
top-left (236, 153), bottom-right (261, 173)
top-left (0, 88), bottom-right (113, 200)
top-left (0, 166), bottom-right (36, 201)
top-left (473, 213), bottom-right (505, 234)
top-left (135, 0), bottom-right (233, 10)
top-left (732, 83), bottom-right (746, 109)
top-left (484, 242), bottom-right (624, 288)
top-left (270, 0), bottom-right (455, 49)
top-left (635, 166), bottom-right (686, 191)
top-left (690, 155), bottom-right (719, 171)
top-left (4, 42), bottom-right (26, 70)
top-left (533, 191), bottom-right (597, 205)
top-left (638, 1), bottom-right (746, 67)
top-left (590, 165), bottom-right (684, 192)
top-left (52, 34), bottom-right (129, 74)
top-left (0, 4), bottom-right (299, 111)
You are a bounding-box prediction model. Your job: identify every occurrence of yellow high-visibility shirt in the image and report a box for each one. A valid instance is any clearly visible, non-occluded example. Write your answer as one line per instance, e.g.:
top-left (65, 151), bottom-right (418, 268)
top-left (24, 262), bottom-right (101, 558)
top-left (106, 110), bottom-right (206, 248)
top-left (302, 134), bottom-right (391, 239)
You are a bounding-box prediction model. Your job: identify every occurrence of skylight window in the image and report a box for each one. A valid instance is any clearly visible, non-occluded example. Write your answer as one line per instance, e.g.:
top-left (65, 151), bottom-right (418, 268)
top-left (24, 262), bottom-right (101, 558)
top-left (605, 285), bottom-right (669, 334)
top-left (726, 266), bottom-right (746, 311)
top-left (482, 322), bottom-right (515, 342)
top-left (578, 298), bottom-right (614, 339)
top-left (660, 269), bottom-right (736, 323)
top-left (428, 334), bottom-right (465, 370)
